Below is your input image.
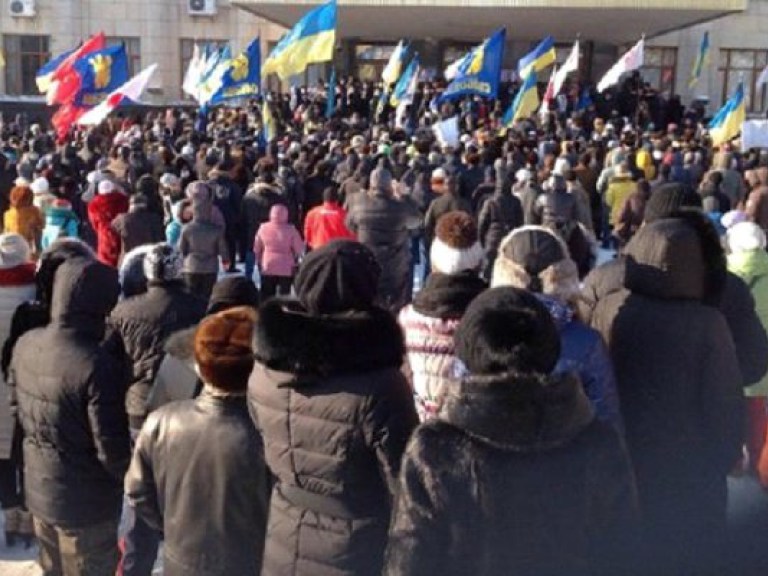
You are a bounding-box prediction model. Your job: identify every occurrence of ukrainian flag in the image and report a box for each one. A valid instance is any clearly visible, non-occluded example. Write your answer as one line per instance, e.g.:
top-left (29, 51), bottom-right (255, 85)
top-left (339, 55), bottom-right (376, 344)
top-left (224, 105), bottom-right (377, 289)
top-left (689, 31), bottom-right (710, 88)
top-left (518, 36), bottom-right (556, 78)
top-left (390, 54), bottom-right (419, 107)
top-left (262, 0), bottom-right (336, 81)
top-left (502, 70), bottom-right (539, 128)
top-left (382, 40), bottom-right (408, 86)
top-left (209, 38), bottom-right (261, 105)
top-left (709, 81), bottom-right (746, 147)
top-left (261, 101), bottom-right (277, 145)
top-left (36, 48), bottom-right (76, 93)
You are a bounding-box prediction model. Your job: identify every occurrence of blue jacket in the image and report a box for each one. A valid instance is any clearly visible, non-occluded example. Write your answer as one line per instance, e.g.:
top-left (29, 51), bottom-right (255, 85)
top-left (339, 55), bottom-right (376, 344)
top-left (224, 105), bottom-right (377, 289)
top-left (537, 294), bottom-right (624, 432)
top-left (41, 205), bottom-right (79, 250)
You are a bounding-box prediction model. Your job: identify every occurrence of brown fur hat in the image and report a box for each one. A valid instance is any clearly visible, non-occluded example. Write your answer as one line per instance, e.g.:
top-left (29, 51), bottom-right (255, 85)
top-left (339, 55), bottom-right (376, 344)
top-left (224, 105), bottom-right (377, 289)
top-left (194, 306), bottom-right (257, 392)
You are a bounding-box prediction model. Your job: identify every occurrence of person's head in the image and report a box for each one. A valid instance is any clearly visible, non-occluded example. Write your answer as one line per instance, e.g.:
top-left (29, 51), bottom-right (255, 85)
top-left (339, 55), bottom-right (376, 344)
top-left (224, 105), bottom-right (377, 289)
top-left (323, 186), bottom-right (339, 205)
top-left (129, 193), bottom-right (148, 211)
top-left (431, 167), bottom-right (447, 194)
top-left (142, 243), bottom-right (183, 287)
top-left (430, 212), bottom-right (484, 275)
top-left (727, 221), bottom-right (767, 254)
top-left (491, 226), bottom-right (580, 304)
top-left (455, 287), bottom-right (561, 375)
top-left (119, 244), bottom-right (153, 297)
top-left (369, 166), bottom-right (393, 195)
top-left (194, 306), bottom-right (257, 393)
top-left (294, 240), bottom-right (381, 315)
top-left (643, 183), bottom-right (702, 224)
top-left (36, 239), bottom-right (96, 309)
top-left (207, 276), bottom-right (260, 315)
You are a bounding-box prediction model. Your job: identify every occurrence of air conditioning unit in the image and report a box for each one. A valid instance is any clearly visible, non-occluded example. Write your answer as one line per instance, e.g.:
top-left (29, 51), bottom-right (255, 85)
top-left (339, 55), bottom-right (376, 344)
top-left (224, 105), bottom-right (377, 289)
top-left (9, 0), bottom-right (35, 18)
top-left (188, 0), bottom-right (216, 16)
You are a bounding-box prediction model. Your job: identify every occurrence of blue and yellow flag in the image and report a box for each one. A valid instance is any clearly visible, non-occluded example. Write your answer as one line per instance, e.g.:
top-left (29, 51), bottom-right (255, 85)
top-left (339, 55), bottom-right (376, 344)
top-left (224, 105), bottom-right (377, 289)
top-left (36, 48), bottom-right (76, 94)
top-left (261, 101), bottom-right (278, 146)
top-left (518, 36), bottom-right (556, 78)
top-left (209, 38), bottom-right (261, 105)
top-left (390, 54), bottom-right (419, 107)
top-left (72, 44), bottom-right (130, 106)
top-left (198, 45), bottom-right (233, 106)
top-left (502, 70), bottom-right (539, 129)
top-left (438, 28), bottom-right (506, 104)
top-left (262, 0), bottom-right (336, 81)
top-left (709, 81), bottom-right (746, 147)
top-left (689, 31), bottom-right (710, 88)
top-left (382, 40), bottom-right (408, 86)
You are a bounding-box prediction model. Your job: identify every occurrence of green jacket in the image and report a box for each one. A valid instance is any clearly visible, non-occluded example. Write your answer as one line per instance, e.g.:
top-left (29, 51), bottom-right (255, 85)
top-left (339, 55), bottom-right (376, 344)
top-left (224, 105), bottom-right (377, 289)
top-left (728, 249), bottom-right (768, 396)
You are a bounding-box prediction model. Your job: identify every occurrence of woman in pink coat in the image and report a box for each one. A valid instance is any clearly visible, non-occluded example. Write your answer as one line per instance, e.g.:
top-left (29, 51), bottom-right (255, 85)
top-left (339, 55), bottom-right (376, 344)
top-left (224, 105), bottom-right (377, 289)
top-left (254, 204), bottom-right (304, 299)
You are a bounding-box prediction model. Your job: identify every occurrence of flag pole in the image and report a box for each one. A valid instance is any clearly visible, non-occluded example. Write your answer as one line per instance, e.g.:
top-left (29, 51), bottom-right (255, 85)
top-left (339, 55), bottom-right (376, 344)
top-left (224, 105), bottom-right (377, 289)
top-left (635, 33), bottom-right (646, 129)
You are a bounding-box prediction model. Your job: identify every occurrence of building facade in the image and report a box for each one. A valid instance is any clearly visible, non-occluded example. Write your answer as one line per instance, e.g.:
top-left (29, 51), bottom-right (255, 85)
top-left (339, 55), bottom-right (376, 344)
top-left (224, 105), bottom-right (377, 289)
top-left (0, 0), bottom-right (284, 100)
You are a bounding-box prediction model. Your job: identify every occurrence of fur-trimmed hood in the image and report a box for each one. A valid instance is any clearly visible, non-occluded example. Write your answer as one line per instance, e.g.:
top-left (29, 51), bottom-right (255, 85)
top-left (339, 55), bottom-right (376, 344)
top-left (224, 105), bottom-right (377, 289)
top-left (253, 298), bottom-right (404, 379)
top-left (491, 225), bottom-right (581, 303)
top-left (439, 371), bottom-right (594, 452)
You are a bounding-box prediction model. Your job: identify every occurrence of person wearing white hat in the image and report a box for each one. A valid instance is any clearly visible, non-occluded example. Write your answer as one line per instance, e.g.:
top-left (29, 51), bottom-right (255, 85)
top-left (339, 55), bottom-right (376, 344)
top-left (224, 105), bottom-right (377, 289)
top-left (30, 177), bottom-right (55, 213)
top-left (0, 233), bottom-right (36, 547)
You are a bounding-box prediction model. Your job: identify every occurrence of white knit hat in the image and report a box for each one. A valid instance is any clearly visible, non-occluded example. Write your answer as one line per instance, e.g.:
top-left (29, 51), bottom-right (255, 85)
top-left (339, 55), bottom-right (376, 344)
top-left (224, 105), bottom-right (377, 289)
top-left (98, 180), bottom-right (116, 194)
top-left (727, 222), bottom-right (766, 253)
top-left (429, 211), bottom-right (484, 275)
top-left (0, 233), bottom-right (30, 269)
top-left (30, 177), bottom-right (49, 195)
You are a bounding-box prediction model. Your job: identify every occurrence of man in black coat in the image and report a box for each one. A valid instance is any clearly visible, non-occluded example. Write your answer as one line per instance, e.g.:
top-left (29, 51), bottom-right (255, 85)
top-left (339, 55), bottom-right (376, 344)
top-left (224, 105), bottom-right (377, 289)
top-left (477, 163), bottom-right (523, 279)
top-left (126, 307), bottom-right (269, 576)
top-left (9, 257), bottom-right (130, 575)
top-left (241, 171), bottom-right (284, 282)
top-left (424, 170), bottom-right (472, 252)
top-left (208, 162), bottom-right (243, 272)
top-left (346, 167), bottom-right (422, 312)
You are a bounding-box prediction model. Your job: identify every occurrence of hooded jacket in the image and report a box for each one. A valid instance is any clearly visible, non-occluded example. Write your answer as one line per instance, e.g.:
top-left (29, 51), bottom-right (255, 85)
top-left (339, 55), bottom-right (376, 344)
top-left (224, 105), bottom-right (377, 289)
top-left (242, 182), bottom-right (283, 247)
top-left (88, 189), bottom-right (129, 267)
top-left (126, 389), bottom-right (269, 576)
top-left (179, 201), bottom-right (229, 275)
top-left (41, 202), bottom-right (79, 250)
top-left (477, 184), bottom-right (523, 272)
top-left (254, 204), bottom-right (304, 277)
top-left (589, 218), bottom-right (744, 568)
top-left (111, 203), bottom-right (165, 265)
top-left (9, 257), bottom-right (130, 528)
top-left (384, 371), bottom-right (638, 576)
top-left (248, 298), bottom-right (418, 576)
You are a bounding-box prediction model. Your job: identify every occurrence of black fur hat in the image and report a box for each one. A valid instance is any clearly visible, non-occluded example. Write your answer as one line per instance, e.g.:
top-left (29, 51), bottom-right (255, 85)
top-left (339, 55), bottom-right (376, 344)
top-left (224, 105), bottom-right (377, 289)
top-left (455, 287), bottom-right (560, 375)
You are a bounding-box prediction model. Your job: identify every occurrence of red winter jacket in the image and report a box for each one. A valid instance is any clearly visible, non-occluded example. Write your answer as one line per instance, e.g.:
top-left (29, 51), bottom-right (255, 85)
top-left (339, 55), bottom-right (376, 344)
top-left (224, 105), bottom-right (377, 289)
top-left (303, 201), bottom-right (356, 250)
top-left (88, 191), bottom-right (129, 267)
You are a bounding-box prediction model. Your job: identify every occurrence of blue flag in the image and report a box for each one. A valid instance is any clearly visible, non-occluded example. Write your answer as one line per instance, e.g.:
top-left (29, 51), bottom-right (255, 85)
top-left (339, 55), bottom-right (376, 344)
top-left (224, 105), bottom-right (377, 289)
top-left (576, 87), bottom-right (593, 111)
top-left (72, 44), bottom-right (130, 106)
top-left (209, 38), bottom-right (261, 105)
top-left (438, 28), bottom-right (506, 104)
top-left (326, 68), bottom-right (336, 118)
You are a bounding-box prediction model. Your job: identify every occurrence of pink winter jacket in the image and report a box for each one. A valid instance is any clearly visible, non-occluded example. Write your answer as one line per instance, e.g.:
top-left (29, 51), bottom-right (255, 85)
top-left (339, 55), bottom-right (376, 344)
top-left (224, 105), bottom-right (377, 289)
top-left (254, 204), bottom-right (304, 277)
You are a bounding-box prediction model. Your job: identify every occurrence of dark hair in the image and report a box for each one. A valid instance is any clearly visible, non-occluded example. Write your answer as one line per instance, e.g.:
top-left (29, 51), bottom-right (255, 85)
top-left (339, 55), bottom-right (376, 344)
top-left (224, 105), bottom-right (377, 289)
top-left (322, 186), bottom-right (339, 203)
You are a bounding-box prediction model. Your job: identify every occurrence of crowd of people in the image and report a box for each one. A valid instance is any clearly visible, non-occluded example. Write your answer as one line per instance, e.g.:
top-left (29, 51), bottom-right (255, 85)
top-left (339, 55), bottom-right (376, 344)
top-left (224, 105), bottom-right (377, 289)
top-left (0, 70), bottom-right (765, 575)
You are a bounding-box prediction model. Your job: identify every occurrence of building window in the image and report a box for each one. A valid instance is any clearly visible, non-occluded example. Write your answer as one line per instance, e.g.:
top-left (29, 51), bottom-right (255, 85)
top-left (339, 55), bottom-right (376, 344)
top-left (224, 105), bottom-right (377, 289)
top-left (107, 37), bottom-right (141, 76)
top-left (642, 47), bottom-right (677, 94)
top-left (719, 49), bottom-right (767, 113)
top-left (180, 38), bottom-right (228, 95)
top-left (354, 43), bottom-right (396, 83)
top-left (4, 35), bottom-right (50, 95)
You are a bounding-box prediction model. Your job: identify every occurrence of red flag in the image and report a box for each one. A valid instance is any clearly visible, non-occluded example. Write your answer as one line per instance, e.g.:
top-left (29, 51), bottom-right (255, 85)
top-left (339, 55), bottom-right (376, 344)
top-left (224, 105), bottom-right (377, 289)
top-left (47, 32), bottom-right (106, 105)
top-left (539, 68), bottom-right (556, 121)
top-left (52, 104), bottom-right (86, 142)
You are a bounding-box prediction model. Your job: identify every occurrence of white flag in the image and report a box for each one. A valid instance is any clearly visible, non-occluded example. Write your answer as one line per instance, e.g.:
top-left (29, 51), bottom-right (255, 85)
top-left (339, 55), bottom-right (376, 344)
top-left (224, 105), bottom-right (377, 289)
top-left (78, 64), bottom-right (158, 126)
top-left (552, 40), bottom-right (579, 97)
top-left (758, 65), bottom-right (768, 89)
top-left (597, 38), bottom-right (645, 93)
top-left (182, 44), bottom-right (202, 100)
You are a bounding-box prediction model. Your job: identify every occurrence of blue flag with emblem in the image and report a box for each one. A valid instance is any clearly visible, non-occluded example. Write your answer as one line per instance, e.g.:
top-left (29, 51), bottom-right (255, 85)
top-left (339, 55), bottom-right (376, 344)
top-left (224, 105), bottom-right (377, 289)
top-left (209, 38), bottom-right (261, 105)
top-left (72, 44), bottom-right (129, 106)
top-left (438, 28), bottom-right (506, 104)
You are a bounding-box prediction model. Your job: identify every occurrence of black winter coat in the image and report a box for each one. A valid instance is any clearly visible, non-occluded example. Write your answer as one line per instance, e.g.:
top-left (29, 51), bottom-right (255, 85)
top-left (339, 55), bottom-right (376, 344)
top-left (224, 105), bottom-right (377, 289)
top-left (580, 254), bottom-right (768, 387)
top-left (589, 219), bottom-right (744, 572)
top-left (242, 184), bottom-right (283, 246)
top-left (385, 371), bottom-right (638, 576)
top-left (9, 257), bottom-right (130, 528)
top-left (109, 282), bottom-right (206, 427)
top-left (126, 390), bottom-right (270, 576)
top-left (424, 192), bottom-right (472, 249)
top-left (346, 191), bottom-right (422, 311)
top-left (477, 189), bottom-right (523, 275)
top-left (249, 299), bottom-right (419, 576)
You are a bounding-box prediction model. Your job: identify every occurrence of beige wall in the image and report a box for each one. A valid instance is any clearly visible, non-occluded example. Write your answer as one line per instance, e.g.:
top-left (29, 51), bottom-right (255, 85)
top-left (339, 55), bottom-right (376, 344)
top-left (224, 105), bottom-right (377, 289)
top-left (0, 0), bottom-right (285, 99)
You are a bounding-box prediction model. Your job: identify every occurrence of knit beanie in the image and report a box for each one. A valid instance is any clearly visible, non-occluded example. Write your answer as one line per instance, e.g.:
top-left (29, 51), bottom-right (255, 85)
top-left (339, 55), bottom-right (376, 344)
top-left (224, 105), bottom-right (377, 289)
top-left (294, 240), bottom-right (380, 315)
top-left (207, 276), bottom-right (260, 315)
top-left (727, 221), bottom-right (767, 253)
top-left (455, 286), bottom-right (561, 375)
top-left (194, 306), bottom-right (257, 393)
top-left (143, 243), bottom-right (183, 284)
top-left (491, 226), bottom-right (580, 302)
top-left (644, 183), bottom-right (702, 223)
top-left (430, 211), bottom-right (484, 275)
top-left (0, 233), bottom-right (30, 269)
